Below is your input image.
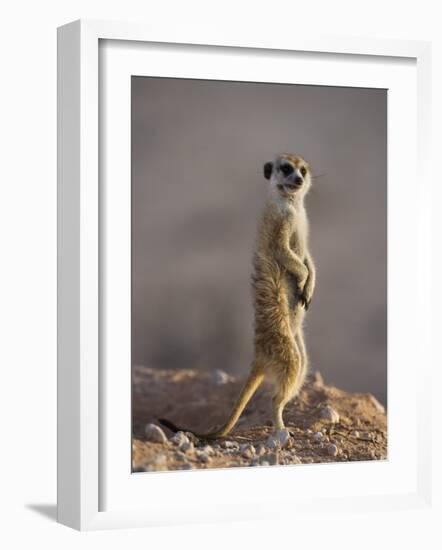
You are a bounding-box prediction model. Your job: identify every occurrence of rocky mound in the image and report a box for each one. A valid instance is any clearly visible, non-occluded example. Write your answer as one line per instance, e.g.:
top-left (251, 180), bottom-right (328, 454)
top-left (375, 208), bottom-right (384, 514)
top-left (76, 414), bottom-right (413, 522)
top-left (132, 366), bottom-right (387, 472)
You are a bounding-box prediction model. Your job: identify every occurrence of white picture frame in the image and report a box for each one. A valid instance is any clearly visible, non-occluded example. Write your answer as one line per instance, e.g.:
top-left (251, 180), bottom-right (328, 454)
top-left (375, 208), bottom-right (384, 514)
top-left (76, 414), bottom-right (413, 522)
top-left (57, 19), bottom-right (432, 531)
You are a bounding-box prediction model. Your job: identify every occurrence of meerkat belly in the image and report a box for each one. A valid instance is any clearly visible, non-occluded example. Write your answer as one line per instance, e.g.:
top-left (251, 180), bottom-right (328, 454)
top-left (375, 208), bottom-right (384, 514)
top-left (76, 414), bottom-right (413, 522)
top-left (252, 255), bottom-right (291, 334)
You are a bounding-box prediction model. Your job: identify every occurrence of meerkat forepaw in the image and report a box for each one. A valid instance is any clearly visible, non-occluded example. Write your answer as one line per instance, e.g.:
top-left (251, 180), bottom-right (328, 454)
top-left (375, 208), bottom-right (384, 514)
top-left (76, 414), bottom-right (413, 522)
top-left (298, 281), bottom-right (314, 310)
top-left (298, 291), bottom-right (312, 310)
top-left (296, 283), bottom-right (307, 298)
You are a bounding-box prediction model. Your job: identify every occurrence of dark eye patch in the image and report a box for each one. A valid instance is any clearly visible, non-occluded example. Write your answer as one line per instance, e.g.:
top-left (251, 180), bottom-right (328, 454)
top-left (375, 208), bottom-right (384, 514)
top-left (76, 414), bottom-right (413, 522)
top-left (300, 166), bottom-right (307, 177)
top-left (280, 163), bottom-right (294, 176)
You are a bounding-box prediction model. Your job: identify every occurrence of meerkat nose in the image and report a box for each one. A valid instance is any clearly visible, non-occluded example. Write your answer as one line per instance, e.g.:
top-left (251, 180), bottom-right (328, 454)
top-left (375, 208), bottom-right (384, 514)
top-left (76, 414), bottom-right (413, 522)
top-left (294, 176), bottom-right (303, 185)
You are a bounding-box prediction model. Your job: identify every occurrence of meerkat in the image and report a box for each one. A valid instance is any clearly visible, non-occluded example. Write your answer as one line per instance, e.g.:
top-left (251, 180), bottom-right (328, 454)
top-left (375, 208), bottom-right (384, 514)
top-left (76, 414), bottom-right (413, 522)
top-left (160, 153), bottom-right (316, 438)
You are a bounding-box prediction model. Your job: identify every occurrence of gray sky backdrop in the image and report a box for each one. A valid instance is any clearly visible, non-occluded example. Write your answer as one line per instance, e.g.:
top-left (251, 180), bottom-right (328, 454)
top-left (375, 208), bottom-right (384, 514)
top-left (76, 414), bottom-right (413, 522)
top-left (131, 77), bottom-right (387, 404)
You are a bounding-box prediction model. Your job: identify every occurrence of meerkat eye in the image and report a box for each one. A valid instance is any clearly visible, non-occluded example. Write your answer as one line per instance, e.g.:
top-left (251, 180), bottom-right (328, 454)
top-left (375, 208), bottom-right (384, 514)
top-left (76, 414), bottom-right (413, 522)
top-left (300, 166), bottom-right (307, 177)
top-left (280, 163), bottom-right (294, 176)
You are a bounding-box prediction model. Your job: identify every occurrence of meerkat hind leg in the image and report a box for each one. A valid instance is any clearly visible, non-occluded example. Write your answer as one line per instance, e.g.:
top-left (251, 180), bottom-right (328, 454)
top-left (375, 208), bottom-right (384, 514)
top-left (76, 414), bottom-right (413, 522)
top-left (271, 341), bottom-right (303, 430)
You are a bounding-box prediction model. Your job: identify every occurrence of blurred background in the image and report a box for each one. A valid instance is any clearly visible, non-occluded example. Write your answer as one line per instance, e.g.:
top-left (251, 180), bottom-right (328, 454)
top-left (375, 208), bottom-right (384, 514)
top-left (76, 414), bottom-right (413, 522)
top-left (131, 77), bottom-right (387, 405)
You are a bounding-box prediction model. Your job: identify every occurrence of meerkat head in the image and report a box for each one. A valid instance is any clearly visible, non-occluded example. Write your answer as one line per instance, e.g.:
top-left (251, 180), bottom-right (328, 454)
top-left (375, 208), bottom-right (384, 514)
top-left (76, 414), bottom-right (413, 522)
top-left (263, 154), bottom-right (311, 201)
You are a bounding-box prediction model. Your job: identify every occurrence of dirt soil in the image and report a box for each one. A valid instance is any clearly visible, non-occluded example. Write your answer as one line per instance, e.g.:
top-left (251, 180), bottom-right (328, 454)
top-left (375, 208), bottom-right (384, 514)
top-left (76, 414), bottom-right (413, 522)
top-left (132, 365), bottom-right (387, 472)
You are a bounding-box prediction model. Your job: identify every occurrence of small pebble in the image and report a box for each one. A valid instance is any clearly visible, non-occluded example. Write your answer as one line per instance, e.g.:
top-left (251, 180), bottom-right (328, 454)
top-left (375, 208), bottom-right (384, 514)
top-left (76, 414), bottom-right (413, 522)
top-left (260, 460), bottom-right (270, 467)
top-left (211, 369), bottom-right (230, 385)
top-left (179, 462), bottom-right (194, 470)
top-left (202, 445), bottom-right (214, 455)
top-left (196, 451), bottom-right (211, 463)
top-left (174, 451), bottom-right (187, 462)
top-left (250, 457), bottom-right (260, 467)
top-left (240, 443), bottom-right (256, 458)
top-left (171, 431), bottom-right (194, 453)
top-left (170, 431), bottom-right (188, 447)
top-left (181, 440), bottom-right (194, 454)
top-left (222, 440), bottom-right (239, 450)
top-left (143, 454), bottom-right (168, 471)
top-left (368, 394), bottom-right (385, 413)
top-left (266, 428), bottom-right (291, 450)
top-left (266, 452), bottom-right (279, 465)
top-left (312, 431), bottom-right (324, 443)
top-left (144, 423), bottom-right (168, 444)
top-left (311, 371), bottom-right (324, 386)
top-left (319, 406), bottom-right (340, 424)
top-left (185, 431), bottom-right (200, 445)
top-left (326, 444), bottom-right (339, 457)
top-left (256, 444), bottom-right (266, 456)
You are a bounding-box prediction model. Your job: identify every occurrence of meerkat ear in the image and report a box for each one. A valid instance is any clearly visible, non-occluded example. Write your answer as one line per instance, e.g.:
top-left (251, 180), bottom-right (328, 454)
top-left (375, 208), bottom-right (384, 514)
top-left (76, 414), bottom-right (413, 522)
top-left (263, 162), bottom-right (273, 180)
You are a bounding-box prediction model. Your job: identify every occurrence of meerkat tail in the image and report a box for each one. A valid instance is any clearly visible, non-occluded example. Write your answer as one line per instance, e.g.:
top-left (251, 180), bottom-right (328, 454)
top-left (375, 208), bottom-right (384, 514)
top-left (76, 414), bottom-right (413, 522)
top-left (158, 367), bottom-right (265, 440)
top-left (199, 367), bottom-right (265, 439)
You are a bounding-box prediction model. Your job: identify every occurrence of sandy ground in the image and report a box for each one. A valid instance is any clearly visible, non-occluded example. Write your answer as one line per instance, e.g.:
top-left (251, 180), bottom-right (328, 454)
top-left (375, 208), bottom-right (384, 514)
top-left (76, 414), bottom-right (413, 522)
top-left (132, 366), bottom-right (387, 472)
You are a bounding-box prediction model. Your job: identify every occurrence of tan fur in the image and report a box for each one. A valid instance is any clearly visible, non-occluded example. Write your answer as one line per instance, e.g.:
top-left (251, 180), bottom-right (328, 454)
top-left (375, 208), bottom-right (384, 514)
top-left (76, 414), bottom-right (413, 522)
top-left (160, 153), bottom-right (316, 438)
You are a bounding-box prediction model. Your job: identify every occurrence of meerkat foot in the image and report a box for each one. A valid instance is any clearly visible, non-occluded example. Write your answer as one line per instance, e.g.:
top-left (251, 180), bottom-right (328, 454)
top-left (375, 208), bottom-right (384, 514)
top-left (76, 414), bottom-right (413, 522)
top-left (274, 424), bottom-right (286, 433)
top-left (272, 397), bottom-right (287, 430)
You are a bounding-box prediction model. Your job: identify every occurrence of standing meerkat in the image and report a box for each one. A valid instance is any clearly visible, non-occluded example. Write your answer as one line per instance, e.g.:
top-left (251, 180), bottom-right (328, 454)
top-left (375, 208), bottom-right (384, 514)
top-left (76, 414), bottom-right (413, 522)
top-left (160, 153), bottom-right (316, 437)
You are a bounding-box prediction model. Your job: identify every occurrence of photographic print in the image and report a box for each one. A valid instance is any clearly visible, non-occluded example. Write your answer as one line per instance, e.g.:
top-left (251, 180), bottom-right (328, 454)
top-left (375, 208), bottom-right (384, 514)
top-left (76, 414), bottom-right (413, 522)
top-left (131, 77), bottom-right (387, 472)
